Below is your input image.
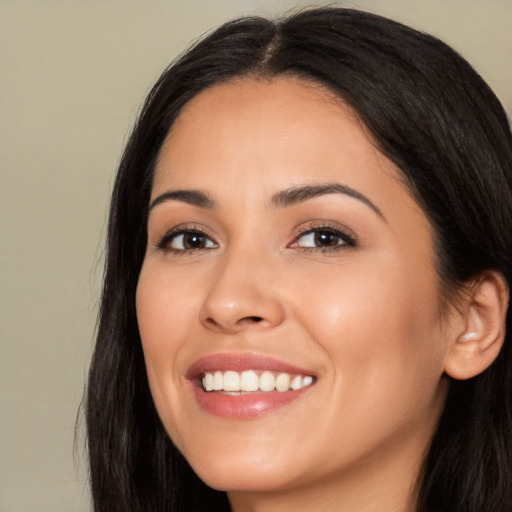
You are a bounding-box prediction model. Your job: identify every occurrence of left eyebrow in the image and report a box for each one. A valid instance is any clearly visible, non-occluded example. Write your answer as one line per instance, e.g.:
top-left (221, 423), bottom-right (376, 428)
top-left (149, 189), bottom-right (216, 212)
top-left (271, 183), bottom-right (385, 220)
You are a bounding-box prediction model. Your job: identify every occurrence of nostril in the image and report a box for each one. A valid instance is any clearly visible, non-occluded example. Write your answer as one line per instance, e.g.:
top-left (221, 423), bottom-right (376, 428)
top-left (203, 315), bottom-right (263, 329)
top-left (204, 317), bottom-right (220, 328)
top-left (243, 316), bottom-right (264, 323)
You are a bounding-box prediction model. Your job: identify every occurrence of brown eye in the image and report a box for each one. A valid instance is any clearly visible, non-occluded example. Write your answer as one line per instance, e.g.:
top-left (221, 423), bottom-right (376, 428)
top-left (296, 229), bottom-right (347, 249)
top-left (163, 230), bottom-right (217, 251)
top-left (180, 233), bottom-right (207, 249)
top-left (314, 231), bottom-right (341, 247)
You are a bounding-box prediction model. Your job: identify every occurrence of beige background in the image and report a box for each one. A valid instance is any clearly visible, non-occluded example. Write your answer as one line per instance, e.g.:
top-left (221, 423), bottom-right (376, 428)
top-left (1, 1), bottom-right (510, 511)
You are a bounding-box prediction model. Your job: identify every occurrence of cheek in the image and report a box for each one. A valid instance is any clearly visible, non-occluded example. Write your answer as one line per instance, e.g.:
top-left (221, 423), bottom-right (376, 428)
top-left (303, 269), bottom-right (447, 452)
top-left (136, 261), bottom-right (199, 352)
top-left (137, 269), bottom-right (175, 361)
top-left (292, 256), bottom-right (446, 397)
top-left (135, 263), bottom-right (198, 430)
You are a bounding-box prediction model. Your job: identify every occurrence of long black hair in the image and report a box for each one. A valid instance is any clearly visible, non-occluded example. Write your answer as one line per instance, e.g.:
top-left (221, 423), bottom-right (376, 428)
top-left (86, 8), bottom-right (512, 512)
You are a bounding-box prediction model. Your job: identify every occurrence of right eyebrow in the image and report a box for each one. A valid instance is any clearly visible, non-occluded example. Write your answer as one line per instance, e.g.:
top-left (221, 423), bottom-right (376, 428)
top-left (271, 182), bottom-right (385, 220)
top-left (149, 189), bottom-right (216, 211)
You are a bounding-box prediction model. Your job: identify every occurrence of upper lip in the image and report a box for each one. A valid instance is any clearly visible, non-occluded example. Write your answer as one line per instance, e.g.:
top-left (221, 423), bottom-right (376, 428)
top-left (186, 353), bottom-right (316, 380)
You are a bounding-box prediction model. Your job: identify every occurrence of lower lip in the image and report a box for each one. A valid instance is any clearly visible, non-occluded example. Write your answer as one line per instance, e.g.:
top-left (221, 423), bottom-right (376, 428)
top-left (191, 384), bottom-right (312, 419)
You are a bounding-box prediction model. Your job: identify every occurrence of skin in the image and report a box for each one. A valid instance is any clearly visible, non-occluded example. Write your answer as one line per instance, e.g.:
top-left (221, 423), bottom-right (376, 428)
top-left (136, 78), bottom-right (466, 512)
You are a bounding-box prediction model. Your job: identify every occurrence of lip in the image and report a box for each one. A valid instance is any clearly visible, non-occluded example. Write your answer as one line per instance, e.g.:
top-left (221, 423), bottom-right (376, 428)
top-left (187, 353), bottom-right (317, 419)
top-left (186, 353), bottom-right (315, 379)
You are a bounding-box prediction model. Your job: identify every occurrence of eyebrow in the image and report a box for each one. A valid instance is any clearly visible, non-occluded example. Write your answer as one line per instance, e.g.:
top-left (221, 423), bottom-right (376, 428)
top-left (149, 189), bottom-right (216, 211)
top-left (271, 183), bottom-right (384, 219)
top-left (149, 182), bottom-right (384, 219)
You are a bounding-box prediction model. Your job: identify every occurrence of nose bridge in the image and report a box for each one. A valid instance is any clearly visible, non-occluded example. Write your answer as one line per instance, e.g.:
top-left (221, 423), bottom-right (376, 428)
top-left (199, 241), bottom-right (284, 333)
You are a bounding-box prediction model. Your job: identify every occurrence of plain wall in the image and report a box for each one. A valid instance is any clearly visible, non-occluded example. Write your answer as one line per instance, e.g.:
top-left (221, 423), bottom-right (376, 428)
top-left (1, 1), bottom-right (510, 511)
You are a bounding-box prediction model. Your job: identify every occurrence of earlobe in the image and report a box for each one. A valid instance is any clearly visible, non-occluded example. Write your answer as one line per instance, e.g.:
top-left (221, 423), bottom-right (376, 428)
top-left (444, 271), bottom-right (509, 381)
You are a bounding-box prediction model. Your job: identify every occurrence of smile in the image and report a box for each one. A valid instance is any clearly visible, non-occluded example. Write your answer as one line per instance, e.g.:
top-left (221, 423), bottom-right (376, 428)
top-left (188, 354), bottom-right (317, 418)
top-left (202, 370), bottom-right (314, 392)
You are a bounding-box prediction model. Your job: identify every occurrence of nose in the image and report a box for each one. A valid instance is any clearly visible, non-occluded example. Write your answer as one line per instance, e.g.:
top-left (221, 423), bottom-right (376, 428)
top-left (199, 249), bottom-right (285, 334)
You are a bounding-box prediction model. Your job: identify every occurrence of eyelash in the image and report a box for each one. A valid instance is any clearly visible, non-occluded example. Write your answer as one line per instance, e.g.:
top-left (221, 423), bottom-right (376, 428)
top-left (155, 224), bottom-right (356, 255)
top-left (156, 226), bottom-right (216, 253)
top-left (291, 224), bottom-right (357, 253)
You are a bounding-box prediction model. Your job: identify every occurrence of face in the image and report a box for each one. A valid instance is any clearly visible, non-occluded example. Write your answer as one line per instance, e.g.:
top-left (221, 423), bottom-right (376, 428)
top-left (136, 78), bottom-right (454, 501)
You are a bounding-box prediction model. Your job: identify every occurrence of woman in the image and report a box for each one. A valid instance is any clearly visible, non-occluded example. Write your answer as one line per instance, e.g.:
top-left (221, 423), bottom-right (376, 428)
top-left (86, 7), bottom-right (512, 512)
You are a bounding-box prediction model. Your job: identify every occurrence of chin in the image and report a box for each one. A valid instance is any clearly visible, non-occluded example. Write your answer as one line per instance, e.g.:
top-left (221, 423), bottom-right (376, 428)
top-left (198, 467), bottom-right (296, 494)
top-left (185, 447), bottom-right (304, 493)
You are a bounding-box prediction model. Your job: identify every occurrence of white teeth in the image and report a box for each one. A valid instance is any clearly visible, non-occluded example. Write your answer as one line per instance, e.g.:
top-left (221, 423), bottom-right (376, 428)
top-left (240, 370), bottom-right (259, 392)
top-left (213, 371), bottom-right (223, 391)
top-left (259, 371), bottom-right (275, 392)
top-left (275, 373), bottom-right (291, 392)
top-left (202, 372), bottom-right (214, 392)
top-left (290, 375), bottom-right (302, 390)
top-left (302, 376), bottom-right (314, 387)
top-left (201, 370), bottom-right (315, 393)
top-left (223, 371), bottom-right (240, 391)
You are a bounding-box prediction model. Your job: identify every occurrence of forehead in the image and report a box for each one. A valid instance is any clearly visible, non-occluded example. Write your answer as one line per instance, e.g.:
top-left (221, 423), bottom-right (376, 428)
top-left (152, 77), bottom-right (410, 212)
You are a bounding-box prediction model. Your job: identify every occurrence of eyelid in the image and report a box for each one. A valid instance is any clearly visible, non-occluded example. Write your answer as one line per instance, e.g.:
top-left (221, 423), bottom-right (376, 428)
top-left (152, 220), bottom-right (356, 254)
top-left (155, 224), bottom-right (218, 252)
top-left (288, 221), bottom-right (357, 250)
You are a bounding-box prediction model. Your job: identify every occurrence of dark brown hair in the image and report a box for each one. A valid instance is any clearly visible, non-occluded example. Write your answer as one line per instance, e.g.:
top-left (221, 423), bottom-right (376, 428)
top-left (86, 8), bottom-right (512, 511)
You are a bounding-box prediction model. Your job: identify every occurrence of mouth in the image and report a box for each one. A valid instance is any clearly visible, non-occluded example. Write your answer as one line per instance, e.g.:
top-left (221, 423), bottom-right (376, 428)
top-left (201, 370), bottom-right (314, 393)
top-left (187, 354), bottom-right (317, 419)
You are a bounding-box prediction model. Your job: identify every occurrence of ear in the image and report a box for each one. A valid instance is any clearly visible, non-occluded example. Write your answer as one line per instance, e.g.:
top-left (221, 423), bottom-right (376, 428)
top-left (444, 271), bottom-right (509, 380)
